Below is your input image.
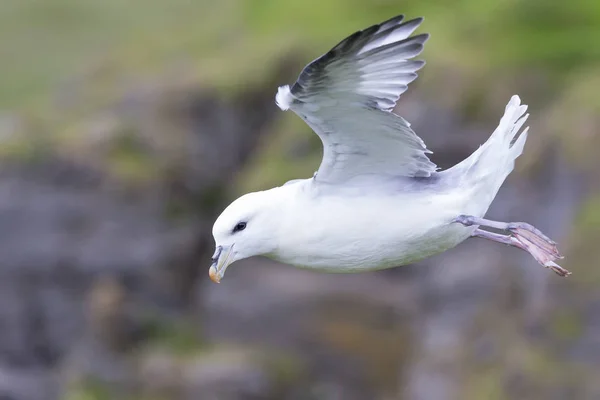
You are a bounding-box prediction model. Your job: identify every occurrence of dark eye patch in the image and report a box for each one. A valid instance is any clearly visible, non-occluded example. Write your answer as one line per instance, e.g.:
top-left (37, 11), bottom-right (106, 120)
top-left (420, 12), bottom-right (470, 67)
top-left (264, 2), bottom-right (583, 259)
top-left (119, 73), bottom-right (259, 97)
top-left (232, 222), bottom-right (247, 233)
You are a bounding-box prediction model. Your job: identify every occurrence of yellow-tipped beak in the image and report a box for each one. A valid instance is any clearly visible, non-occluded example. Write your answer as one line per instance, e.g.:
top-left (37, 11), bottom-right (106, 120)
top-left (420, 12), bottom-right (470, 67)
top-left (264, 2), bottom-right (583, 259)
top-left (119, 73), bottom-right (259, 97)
top-left (208, 244), bottom-right (233, 284)
top-left (209, 265), bottom-right (221, 283)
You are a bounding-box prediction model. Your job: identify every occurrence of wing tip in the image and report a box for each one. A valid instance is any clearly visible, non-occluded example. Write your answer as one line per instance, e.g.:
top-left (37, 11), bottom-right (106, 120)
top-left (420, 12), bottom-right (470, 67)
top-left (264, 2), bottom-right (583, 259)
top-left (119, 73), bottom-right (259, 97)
top-left (413, 32), bottom-right (430, 44)
top-left (378, 14), bottom-right (405, 30)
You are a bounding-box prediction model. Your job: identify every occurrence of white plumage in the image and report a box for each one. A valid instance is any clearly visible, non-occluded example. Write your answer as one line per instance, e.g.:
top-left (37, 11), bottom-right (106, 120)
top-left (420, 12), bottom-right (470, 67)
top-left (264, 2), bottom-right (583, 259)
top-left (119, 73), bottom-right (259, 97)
top-left (275, 85), bottom-right (293, 111)
top-left (208, 14), bottom-right (569, 283)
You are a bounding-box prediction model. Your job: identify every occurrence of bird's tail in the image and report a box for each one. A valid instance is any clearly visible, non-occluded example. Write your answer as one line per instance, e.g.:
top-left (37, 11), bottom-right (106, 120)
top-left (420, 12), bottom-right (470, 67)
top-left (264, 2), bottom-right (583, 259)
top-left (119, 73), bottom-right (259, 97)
top-left (445, 95), bottom-right (529, 215)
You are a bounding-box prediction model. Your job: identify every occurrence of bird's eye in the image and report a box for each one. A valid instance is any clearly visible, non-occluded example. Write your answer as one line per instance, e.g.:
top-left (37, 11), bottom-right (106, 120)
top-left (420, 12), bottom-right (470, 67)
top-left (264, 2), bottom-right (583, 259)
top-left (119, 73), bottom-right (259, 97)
top-left (232, 222), bottom-right (247, 233)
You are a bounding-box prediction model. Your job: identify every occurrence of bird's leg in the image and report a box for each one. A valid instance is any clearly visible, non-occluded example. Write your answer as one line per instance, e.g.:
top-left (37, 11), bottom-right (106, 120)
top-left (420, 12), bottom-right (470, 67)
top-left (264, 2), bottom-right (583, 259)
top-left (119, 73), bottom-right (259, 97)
top-left (454, 215), bottom-right (570, 277)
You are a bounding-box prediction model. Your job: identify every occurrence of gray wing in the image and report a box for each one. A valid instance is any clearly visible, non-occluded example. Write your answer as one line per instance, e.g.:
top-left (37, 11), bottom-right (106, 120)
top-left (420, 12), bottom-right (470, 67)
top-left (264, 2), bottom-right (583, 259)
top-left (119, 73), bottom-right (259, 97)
top-left (275, 15), bottom-right (437, 184)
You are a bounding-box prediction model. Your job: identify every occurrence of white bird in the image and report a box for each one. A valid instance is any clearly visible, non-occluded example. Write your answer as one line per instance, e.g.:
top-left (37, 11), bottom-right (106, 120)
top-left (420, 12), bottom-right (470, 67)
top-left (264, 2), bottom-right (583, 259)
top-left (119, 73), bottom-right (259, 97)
top-left (209, 14), bottom-right (569, 283)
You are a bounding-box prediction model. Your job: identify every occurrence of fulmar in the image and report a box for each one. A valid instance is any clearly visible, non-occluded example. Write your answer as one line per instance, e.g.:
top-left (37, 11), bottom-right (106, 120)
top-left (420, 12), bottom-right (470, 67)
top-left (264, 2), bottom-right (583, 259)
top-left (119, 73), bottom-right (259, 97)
top-left (208, 14), bottom-right (568, 283)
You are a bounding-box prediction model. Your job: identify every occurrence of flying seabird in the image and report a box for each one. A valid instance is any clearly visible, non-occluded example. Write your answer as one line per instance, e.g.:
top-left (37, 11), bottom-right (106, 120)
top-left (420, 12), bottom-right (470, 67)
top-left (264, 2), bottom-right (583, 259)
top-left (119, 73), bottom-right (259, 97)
top-left (208, 14), bottom-right (569, 283)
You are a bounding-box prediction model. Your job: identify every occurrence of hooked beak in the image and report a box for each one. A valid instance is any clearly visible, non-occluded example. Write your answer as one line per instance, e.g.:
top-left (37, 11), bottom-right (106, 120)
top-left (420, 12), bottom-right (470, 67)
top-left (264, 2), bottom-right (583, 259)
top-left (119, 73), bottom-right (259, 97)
top-left (208, 244), bottom-right (234, 283)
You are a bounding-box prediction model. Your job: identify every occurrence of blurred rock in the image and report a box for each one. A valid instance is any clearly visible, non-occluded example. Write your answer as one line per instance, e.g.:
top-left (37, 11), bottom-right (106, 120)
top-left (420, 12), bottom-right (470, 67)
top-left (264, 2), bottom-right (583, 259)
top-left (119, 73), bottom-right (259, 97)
top-left (0, 74), bottom-right (279, 399)
top-left (182, 348), bottom-right (278, 400)
top-left (0, 366), bottom-right (58, 400)
top-left (135, 345), bottom-right (306, 400)
top-left (137, 349), bottom-right (182, 399)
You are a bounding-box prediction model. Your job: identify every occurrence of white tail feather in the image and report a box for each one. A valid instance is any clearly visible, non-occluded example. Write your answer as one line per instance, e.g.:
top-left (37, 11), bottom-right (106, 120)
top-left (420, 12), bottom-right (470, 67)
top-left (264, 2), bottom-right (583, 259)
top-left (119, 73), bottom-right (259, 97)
top-left (457, 95), bottom-right (530, 180)
top-left (445, 95), bottom-right (530, 216)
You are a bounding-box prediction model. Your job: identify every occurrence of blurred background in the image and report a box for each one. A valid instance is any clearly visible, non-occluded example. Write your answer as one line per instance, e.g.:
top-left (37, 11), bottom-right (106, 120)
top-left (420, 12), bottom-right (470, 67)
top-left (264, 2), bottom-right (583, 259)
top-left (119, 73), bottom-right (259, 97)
top-left (0, 0), bottom-right (599, 399)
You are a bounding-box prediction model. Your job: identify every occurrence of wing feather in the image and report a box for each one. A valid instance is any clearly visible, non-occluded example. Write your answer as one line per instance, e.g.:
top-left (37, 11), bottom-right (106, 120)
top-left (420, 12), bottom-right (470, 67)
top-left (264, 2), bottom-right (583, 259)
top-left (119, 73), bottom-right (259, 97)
top-left (276, 15), bottom-right (437, 183)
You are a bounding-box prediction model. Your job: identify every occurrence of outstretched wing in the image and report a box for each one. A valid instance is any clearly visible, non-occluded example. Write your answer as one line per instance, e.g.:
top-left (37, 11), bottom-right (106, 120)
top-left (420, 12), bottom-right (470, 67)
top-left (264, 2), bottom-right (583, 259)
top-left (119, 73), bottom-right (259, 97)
top-left (275, 15), bottom-right (437, 184)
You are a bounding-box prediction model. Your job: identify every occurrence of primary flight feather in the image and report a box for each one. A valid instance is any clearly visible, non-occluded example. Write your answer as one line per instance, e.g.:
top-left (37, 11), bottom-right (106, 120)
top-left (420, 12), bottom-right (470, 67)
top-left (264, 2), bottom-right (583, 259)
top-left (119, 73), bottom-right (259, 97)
top-left (209, 14), bottom-right (569, 283)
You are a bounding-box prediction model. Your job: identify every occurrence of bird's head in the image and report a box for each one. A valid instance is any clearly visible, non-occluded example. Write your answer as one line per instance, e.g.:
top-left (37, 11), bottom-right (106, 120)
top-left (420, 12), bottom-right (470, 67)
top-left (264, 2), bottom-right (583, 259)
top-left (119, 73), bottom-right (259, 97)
top-left (209, 190), bottom-right (281, 283)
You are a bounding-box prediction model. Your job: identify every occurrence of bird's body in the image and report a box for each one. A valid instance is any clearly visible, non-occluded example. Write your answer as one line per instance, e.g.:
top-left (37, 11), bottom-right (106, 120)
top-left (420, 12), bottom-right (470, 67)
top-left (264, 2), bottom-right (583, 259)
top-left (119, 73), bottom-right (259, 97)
top-left (264, 178), bottom-right (474, 272)
top-left (208, 14), bottom-right (570, 283)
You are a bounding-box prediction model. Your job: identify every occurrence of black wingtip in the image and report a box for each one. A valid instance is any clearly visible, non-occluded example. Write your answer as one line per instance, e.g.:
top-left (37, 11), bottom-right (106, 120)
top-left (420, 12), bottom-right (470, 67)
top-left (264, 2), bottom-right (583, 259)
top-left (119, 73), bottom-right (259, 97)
top-left (381, 14), bottom-right (405, 26)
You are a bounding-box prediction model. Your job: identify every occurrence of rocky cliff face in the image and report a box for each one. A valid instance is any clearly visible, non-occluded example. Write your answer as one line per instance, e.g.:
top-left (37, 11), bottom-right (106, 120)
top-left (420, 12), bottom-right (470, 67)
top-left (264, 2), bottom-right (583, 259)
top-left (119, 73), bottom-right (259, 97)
top-left (0, 66), bottom-right (597, 400)
top-left (0, 76), bottom-right (280, 399)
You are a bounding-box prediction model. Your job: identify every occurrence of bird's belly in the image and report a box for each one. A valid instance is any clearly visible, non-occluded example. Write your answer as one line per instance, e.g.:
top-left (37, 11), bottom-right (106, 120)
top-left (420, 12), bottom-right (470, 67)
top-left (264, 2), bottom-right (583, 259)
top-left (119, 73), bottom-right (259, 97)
top-left (276, 224), bottom-right (473, 272)
top-left (272, 191), bottom-right (474, 272)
